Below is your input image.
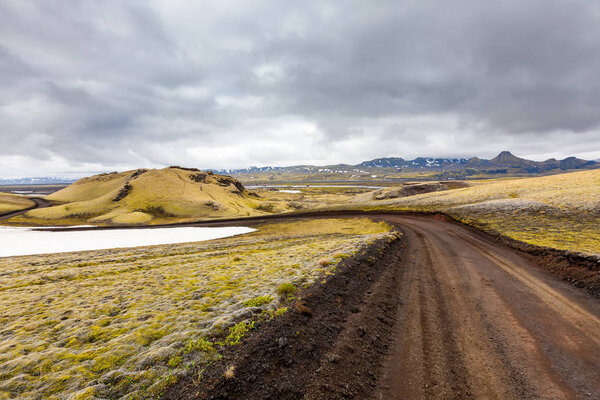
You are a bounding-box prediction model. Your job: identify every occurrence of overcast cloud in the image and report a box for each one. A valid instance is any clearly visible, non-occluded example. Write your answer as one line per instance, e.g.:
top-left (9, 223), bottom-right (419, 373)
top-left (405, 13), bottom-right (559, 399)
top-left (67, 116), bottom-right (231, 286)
top-left (1, 0), bottom-right (600, 177)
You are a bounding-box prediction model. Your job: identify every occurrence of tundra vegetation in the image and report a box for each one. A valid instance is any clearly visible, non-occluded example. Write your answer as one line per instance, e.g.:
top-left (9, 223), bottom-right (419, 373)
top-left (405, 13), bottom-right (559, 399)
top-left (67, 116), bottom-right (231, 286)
top-left (7, 167), bottom-right (292, 226)
top-left (0, 218), bottom-right (392, 399)
top-left (0, 193), bottom-right (34, 214)
top-left (253, 185), bottom-right (377, 210)
top-left (357, 169), bottom-right (600, 255)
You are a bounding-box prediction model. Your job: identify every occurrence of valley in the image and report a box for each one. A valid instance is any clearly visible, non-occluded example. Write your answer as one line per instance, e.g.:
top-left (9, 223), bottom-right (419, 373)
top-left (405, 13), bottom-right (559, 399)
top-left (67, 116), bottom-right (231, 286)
top-left (0, 156), bottom-right (598, 400)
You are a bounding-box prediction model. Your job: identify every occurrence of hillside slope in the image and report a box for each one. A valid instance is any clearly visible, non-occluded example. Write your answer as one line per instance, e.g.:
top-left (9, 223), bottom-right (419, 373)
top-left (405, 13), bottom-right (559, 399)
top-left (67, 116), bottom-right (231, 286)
top-left (360, 169), bottom-right (600, 254)
top-left (382, 169), bottom-right (600, 213)
top-left (15, 167), bottom-right (281, 225)
top-left (0, 193), bottom-right (35, 214)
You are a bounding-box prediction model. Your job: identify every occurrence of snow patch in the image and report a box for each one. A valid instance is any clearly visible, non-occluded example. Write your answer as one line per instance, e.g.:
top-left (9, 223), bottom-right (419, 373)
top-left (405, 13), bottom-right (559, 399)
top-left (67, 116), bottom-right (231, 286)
top-left (0, 226), bottom-right (255, 257)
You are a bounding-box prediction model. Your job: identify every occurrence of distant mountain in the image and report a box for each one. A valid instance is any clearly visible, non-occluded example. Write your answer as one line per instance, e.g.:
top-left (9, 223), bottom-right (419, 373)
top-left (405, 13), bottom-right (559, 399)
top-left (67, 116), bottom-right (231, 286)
top-left (216, 151), bottom-right (599, 178)
top-left (0, 177), bottom-right (78, 185)
top-left (466, 152), bottom-right (597, 173)
top-left (490, 151), bottom-right (534, 166)
top-left (357, 157), bottom-right (470, 169)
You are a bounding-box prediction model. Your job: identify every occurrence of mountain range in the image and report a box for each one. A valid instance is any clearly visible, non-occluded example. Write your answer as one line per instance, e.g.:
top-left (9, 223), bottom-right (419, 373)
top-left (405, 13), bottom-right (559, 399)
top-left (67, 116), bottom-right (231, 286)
top-left (0, 177), bottom-right (78, 185)
top-left (217, 151), bottom-right (598, 177)
top-left (2, 152), bottom-right (598, 184)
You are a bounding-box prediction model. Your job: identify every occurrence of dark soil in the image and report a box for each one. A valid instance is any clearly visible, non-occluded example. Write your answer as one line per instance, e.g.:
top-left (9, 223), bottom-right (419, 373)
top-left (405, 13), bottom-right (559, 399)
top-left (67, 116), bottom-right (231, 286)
top-left (162, 232), bottom-right (407, 400)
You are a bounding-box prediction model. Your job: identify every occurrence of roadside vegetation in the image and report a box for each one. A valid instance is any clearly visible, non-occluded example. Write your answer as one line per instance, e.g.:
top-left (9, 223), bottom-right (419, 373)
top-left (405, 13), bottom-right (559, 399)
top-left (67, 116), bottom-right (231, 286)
top-left (357, 169), bottom-right (600, 255)
top-left (0, 193), bottom-right (34, 214)
top-left (0, 218), bottom-right (392, 399)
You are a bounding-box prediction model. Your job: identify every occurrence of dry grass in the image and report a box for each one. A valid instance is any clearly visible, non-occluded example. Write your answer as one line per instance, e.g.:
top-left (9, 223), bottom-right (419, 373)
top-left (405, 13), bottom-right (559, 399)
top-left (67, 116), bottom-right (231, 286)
top-left (9, 168), bottom-right (291, 226)
top-left (0, 218), bottom-right (392, 399)
top-left (253, 185), bottom-right (376, 210)
top-left (359, 170), bottom-right (600, 254)
top-left (231, 170), bottom-right (439, 185)
top-left (0, 193), bottom-right (34, 214)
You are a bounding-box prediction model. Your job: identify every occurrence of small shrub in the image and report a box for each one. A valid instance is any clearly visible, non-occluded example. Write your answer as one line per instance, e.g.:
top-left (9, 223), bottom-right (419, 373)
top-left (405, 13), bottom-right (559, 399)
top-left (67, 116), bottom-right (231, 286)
top-left (167, 355), bottom-right (182, 368)
top-left (183, 338), bottom-right (215, 354)
top-left (224, 321), bottom-right (254, 346)
top-left (243, 295), bottom-right (273, 307)
top-left (277, 283), bottom-right (296, 297)
top-left (274, 307), bottom-right (287, 317)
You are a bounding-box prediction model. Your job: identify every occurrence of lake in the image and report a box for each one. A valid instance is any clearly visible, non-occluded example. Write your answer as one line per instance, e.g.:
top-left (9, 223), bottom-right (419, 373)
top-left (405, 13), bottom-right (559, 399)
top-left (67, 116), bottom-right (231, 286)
top-left (0, 226), bottom-right (255, 257)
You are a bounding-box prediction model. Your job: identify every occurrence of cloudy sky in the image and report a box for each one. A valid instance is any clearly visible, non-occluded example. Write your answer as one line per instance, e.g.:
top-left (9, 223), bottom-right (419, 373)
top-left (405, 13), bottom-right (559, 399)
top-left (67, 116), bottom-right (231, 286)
top-left (1, 0), bottom-right (600, 177)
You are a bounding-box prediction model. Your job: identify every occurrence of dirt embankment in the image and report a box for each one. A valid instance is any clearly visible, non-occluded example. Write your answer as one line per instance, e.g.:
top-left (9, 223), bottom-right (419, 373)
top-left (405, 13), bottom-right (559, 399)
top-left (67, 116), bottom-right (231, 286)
top-left (163, 232), bottom-right (407, 399)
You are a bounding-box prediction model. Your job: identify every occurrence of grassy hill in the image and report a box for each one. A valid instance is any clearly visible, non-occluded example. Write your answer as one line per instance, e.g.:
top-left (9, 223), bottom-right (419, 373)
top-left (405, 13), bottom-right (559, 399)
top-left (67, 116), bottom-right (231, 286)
top-left (0, 193), bottom-right (35, 214)
top-left (358, 169), bottom-right (600, 254)
top-left (12, 167), bottom-right (285, 225)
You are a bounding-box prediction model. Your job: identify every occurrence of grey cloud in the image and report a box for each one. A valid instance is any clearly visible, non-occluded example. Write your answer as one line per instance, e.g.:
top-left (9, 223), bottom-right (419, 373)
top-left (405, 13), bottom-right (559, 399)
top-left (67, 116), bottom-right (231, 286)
top-left (1, 0), bottom-right (600, 177)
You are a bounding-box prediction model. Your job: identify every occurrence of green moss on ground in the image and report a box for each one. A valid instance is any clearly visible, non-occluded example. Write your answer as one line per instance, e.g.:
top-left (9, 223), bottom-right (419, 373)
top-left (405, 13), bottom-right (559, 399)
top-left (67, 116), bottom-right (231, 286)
top-left (0, 218), bottom-right (393, 399)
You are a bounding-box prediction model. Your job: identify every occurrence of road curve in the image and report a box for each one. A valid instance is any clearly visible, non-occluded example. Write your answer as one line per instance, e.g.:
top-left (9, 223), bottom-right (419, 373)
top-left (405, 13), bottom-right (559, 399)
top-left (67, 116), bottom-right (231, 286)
top-left (160, 212), bottom-right (599, 399)
top-left (4, 210), bottom-right (597, 399)
top-left (0, 197), bottom-right (51, 221)
top-left (375, 215), bottom-right (600, 400)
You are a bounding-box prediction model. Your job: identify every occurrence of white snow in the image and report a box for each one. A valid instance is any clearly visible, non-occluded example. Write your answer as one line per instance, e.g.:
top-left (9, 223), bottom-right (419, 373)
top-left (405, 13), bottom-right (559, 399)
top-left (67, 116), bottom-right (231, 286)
top-left (0, 226), bottom-right (255, 257)
top-left (279, 190), bottom-right (301, 194)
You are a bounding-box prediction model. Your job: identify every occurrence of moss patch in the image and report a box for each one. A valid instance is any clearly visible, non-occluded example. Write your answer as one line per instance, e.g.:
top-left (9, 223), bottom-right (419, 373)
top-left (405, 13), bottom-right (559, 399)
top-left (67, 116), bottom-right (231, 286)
top-left (0, 218), bottom-right (392, 399)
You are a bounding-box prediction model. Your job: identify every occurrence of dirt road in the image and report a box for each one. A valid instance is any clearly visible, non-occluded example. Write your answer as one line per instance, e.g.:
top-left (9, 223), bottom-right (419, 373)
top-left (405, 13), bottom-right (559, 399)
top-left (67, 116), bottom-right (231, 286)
top-left (0, 197), bottom-right (51, 221)
top-left (168, 213), bottom-right (599, 400)
top-left (11, 209), bottom-right (594, 398)
top-left (374, 215), bottom-right (600, 400)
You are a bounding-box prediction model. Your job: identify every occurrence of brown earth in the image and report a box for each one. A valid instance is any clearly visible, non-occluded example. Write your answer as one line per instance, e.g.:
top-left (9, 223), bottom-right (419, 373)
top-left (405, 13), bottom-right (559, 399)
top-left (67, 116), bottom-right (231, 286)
top-left (161, 213), bottom-right (600, 400)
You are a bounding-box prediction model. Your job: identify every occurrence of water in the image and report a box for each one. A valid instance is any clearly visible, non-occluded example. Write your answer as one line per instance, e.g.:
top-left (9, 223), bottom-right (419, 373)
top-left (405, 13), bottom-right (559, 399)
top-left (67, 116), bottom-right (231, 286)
top-left (247, 184), bottom-right (386, 189)
top-left (0, 226), bottom-right (255, 257)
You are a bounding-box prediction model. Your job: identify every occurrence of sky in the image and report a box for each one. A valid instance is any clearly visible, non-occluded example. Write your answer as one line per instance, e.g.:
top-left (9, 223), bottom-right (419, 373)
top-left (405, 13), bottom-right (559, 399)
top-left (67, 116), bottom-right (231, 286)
top-left (1, 0), bottom-right (600, 178)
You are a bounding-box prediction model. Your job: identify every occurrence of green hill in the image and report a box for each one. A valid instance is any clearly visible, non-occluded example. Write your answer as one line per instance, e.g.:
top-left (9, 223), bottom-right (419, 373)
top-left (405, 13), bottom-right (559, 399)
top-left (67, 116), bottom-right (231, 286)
top-left (0, 193), bottom-right (35, 214)
top-left (358, 169), bottom-right (600, 254)
top-left (15, 167), bottom-right (284, 225)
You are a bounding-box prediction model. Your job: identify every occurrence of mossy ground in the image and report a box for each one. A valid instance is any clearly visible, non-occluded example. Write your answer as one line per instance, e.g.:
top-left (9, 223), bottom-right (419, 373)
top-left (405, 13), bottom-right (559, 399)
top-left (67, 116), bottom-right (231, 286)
top-left (355, 169), bottom-right (600, 255)
top-left (0, 218), bottom-right (391, 399)
top-left (0, 193), bottom-right (35, 214)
